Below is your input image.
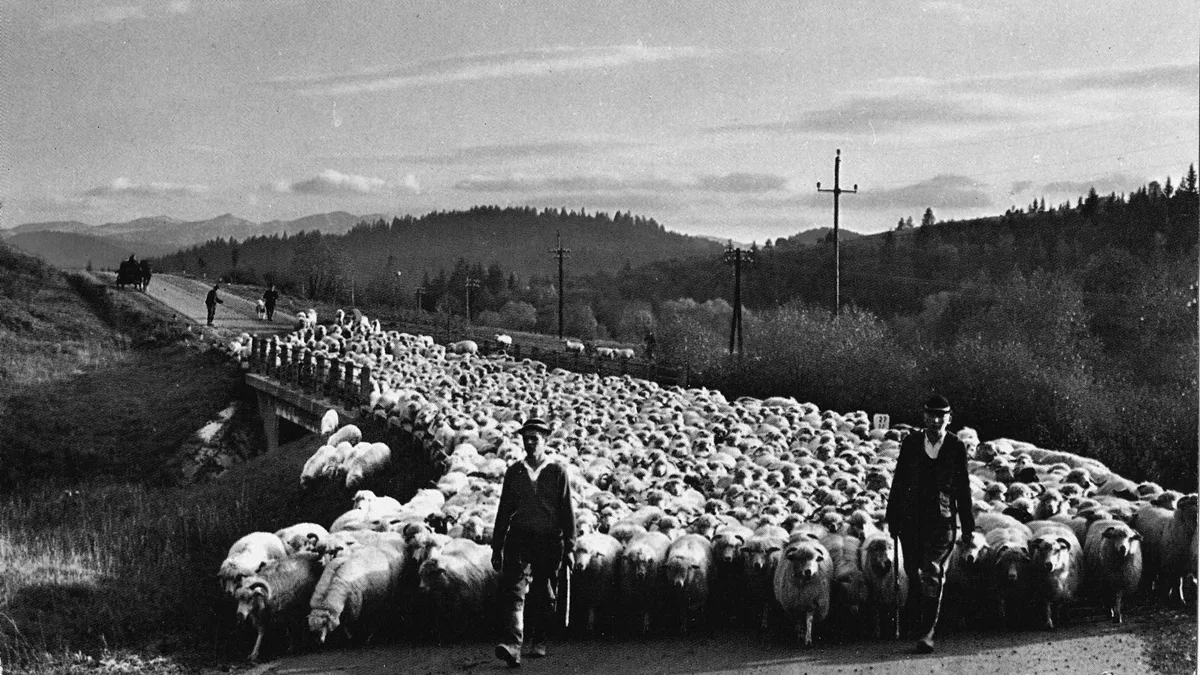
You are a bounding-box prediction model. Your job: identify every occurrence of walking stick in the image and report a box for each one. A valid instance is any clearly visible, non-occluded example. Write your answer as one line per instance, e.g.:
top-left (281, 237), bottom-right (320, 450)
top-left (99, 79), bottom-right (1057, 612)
top-left (892, 533), bottom-right (901, 640)
top-left (557, 558), bottom-right (571, 633)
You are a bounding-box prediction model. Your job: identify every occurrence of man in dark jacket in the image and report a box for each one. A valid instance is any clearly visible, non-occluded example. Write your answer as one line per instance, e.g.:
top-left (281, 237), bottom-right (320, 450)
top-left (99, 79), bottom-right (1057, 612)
top-left (204, 284), bottom-right (223, 326)
top-left (492, 416), bottom-right (575, 667)
top-left (884, 394), bottom-right (975, 654)
top-left (262, 284), bottom-right (279, 321)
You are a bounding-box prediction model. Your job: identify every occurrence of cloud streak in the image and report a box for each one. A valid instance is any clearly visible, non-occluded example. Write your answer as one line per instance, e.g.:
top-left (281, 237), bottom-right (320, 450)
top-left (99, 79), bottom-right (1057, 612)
top-left (272, 169), bottom-right (420, 196)
top-left (44, 2), bottom-right (191, 30)
top-left (1042, 173), bottom-right (1145, 195)
top-left (708, 95), bottom-right (1017, 135)
top-left (83, 177), bottom-right (208, 198)
top-left (280, 44), bottom-right (708, 96)
top-left (454, 171), bottom-right (788, 195)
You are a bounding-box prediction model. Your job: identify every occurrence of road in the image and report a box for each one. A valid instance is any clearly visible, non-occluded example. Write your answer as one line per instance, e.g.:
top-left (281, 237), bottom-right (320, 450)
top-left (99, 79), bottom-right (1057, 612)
top-left (144, 274), bottom-right (296, 335)
top-left (235, 609), bottom-right (1190, 675)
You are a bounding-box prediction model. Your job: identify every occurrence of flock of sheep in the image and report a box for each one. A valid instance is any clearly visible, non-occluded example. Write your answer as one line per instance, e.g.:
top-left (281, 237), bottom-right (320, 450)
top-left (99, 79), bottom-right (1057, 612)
top-left (217, 308), bottom-right (1198, 661)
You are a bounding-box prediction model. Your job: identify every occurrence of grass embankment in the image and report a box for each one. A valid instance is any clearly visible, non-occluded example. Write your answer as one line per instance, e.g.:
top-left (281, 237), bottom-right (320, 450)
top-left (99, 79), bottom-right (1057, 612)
top-left (0, 247), bottom-right (355, 672)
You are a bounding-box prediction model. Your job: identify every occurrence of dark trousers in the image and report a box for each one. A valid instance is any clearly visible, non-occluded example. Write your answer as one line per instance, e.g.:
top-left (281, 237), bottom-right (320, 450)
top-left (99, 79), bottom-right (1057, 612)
top-left (498, 531), bottom-right (563, 648)
top-left (206, 304), bottom-right (216, 325)
top-left (899, 524), bottom-right (956, 637)
top-left (265, 303), bottom-right (275, 321)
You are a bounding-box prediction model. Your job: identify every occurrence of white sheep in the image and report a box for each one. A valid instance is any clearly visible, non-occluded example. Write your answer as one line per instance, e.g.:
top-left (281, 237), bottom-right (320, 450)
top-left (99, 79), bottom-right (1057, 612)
top-left (300, 445), bottom-right (338, 490)
top-left (327, 424), bottom-right (363, 448)
top-left (343, 442), bottom-right (392, 490)
top-left (494, 334), bottom-right (512, 349)
top-left (234, 551), bottom-right (324, 661)
top-left (563, 338), bottom-right (585, 355)
top-left (352, 489), bottom-right (403, 516)
top-left (219, 532), bottom-right (289, 596)
top-left (416, 538), bottom-right (498, 642)
top-left (448, 340), bottom-right (478, 355)
top-left (307, 545), bottom-right (400, 644)
top-left (1084, 519), bottom-right (1143, 624)
top-left (773, 534), bottom-right (832, 647)
top-left (595, 346), bottom-right (615, 359)
top-left (614, 348), bottom-right (635, 360)
top-left (319, 409), bottom-right (340, 435)
top-left (255, 299), bottom-right (267, 319)
top-left (275, 523), bottom-right (331, 555)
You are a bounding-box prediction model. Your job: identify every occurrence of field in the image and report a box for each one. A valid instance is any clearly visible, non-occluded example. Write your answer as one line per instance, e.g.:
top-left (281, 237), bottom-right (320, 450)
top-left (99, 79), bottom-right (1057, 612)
top-left (0, 247), bottom-right (1196, 675)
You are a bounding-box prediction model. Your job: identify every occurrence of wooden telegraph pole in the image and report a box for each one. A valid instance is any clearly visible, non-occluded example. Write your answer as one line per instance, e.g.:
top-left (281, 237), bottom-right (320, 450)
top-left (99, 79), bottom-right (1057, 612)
top-left (415, 286), bottom-right (426, 312)
top-left (817, 149), bottom-right (858, 316)
top-left (722, 243), bottom-right (755, 356)
top-left (464, 276), bottom-right (480, 325)
top-left (549, 231), bottom-right (571, 340)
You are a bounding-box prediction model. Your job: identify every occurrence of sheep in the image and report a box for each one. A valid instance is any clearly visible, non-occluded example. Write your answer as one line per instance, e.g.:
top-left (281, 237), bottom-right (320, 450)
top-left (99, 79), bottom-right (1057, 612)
top-left (739, 526), bottom-right (787, 629)
top-left (985, 526), bottom-right (1032, 628)
top-left (448, 340), bottom-right (479, 355)
top-left (220, 532), bottom-right (289, 596)
top-left (300, 445), bottom-right (339, 490)
top-left (617, 530), bottom-right (672, 635)
top-left (416, 538), bottom-right (497, 642)
top-left (1027, 522), bottom-right (1082, 630)
top-left (342, 442), bottom-right (392, 489)
top-left (569, 531), bottom-right (623, 635)
top-left (233, 551), bottom-right (324, 661)
top-left (307, 544), bottom-right (400, 645)
top-left (943, 529), bottom-right (989, 628)
top-left (1160, 494), bottom-right (1198, 606)
top-left (821, 532), bottom-right (868, 638)
top-left (494, 334), bottom-right (512, 350)
top-left (327, 424), bottom-right (363, 448)
top-left (614, 348), bottom-right (636, 360)
top-left (1084, 519), bottom-right (1143, 624)
top-left (662, 533), bottom-right (716, 635)
top-left (255, 298), bottom-right (267, 319)
top-left (711, 523), bottom-right (754, 620)
top-left (330, 508), bottom-right (373, 533)
top-left (595, 346), bottom-right (615, 359)
top-left (773, 534), bottom-right (832, 647)
top-left (858, 532), bottom-right (906, 639)
top-left (352, 490), bottom-right (402, 517)
top-left (275, 523), bottom-right (330, 555)
top-left (563, 339), bottom-right (585, 355)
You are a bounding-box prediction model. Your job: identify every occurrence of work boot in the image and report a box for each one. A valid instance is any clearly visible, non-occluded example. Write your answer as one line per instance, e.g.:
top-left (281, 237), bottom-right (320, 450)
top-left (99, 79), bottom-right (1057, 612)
top-left (495, 643), bottom-right (521, 668)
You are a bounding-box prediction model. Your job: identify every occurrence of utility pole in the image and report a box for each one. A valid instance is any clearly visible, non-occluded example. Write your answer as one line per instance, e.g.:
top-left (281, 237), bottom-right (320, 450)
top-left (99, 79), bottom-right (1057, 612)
top-left (464, 276), bottom-right (480, 324)
top-left (415, 286), bottom-right (426, 312)
top-left (722, 243), bottom-right (755, 356)
top-left (549, 231), bottom-right (571, 339)
top-left (817, 149), bottom-right (858, 317)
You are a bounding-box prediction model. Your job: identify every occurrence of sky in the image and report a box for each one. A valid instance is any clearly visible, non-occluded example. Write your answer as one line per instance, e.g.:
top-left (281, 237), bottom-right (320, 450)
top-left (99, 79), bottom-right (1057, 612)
top-left (2, 0), bottom-right (1197, 243)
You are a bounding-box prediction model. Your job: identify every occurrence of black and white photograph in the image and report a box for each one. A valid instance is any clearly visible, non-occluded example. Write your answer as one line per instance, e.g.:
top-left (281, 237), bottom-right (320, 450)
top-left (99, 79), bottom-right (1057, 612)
top-left (0, 1), bottom-right (1197, 673)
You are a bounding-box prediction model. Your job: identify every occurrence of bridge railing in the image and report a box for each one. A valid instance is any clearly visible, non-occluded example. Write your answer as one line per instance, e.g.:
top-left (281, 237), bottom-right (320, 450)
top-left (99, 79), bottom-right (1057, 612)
top-left (248, 336), bottom-right (373, 410)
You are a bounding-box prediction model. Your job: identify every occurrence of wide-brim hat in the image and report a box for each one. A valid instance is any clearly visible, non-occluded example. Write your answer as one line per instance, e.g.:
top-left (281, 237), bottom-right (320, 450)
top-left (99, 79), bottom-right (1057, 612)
top-left (518, 417), bottom-right (552, 436)
top-left (923, 395), bottom-right (951, 413)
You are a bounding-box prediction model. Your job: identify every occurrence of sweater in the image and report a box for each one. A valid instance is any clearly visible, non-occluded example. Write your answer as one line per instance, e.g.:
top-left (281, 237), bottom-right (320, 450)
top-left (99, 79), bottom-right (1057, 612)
top-left (492, 459), bottom-right (575, 554)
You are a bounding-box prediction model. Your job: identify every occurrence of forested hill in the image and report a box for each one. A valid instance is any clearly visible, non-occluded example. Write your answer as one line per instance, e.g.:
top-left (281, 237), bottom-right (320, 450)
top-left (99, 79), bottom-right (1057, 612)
top-left (153, 205), bottom-right (723, 292)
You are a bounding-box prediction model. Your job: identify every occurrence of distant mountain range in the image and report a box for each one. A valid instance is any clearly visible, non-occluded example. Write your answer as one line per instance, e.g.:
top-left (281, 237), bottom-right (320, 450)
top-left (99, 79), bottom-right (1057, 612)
top-left (1, 210), bottom-right (862, 272)
top-left (1, 212), bottom-right (380, 269)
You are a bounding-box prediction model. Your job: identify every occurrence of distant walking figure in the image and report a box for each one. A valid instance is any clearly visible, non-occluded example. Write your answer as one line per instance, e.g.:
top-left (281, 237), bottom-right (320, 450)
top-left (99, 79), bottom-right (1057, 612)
top-left (138, 259), bottom-right (152, 292)
top-left (262, 284), bottom-right (279, 322)
top-left (205, 284), bottom-right (223, 326)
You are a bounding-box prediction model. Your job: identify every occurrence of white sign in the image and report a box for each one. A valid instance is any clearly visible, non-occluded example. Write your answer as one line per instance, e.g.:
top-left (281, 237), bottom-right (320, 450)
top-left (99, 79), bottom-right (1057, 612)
top-left (872, 413), bottom-right (890, 430)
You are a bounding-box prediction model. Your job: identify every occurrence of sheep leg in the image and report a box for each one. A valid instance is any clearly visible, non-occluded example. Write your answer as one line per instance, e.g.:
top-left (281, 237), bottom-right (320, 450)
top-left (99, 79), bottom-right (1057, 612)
top-left (1112, 591), bottom-right (1123, 624)
top-left (803, 611), bottom-right (814, 648)
top-left (249, 625), bottom-right (265, 662)
top-left (1041, 601), bottom-right (1054, 631)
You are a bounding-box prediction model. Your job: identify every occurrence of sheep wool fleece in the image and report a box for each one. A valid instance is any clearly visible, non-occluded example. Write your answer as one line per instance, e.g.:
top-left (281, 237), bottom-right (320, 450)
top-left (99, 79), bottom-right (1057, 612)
top-left (493, 459), bottom-right (576, 648)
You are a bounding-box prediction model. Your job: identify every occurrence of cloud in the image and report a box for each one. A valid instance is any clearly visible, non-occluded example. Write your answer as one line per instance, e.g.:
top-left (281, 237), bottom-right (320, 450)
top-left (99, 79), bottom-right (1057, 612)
top-left (44, 2), bottom-right (192, 30)
top-left (83, 177), bottom-right (208, 198)
top-left (745, 174), bottom-right (991, 211)
top-left (272, 169), bottom-right (420, 196)
top-left (1042, 173), bottom-right (1145, 196)
top-left (1010, 180), bottom-right (1034, 195)
top-left (696, 173), bottom-right (788, 193)
top-left (708, 95), bottom-right (1016, 135)
top-left (279, 44), bottom-right (708, 96)
top-left (454, 171), bottom-right (787, 194)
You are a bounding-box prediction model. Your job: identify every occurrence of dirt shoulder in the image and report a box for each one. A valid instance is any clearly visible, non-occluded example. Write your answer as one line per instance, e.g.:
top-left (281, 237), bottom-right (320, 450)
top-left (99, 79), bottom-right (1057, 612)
top-left (237, 606), bottom-right (1195, 675)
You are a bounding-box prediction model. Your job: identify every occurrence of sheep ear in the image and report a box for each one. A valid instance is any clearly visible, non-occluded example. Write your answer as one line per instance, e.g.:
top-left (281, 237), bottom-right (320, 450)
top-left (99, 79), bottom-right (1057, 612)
top-left (734, 534), bottom-right (746, 545)
top-left (1057, 537), bottom-right (1072, 550)
top-left (1103, 527), bottom-right (1117, 538)
top-left (1130, 532), bottom-right (1142, 541)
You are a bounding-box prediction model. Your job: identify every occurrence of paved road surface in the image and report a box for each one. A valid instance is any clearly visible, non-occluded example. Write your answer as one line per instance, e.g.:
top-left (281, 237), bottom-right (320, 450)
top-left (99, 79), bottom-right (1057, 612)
top-left (244, 611), bottom-right (1173, 675)
top-left (144, 274), bottom-right (295, 335)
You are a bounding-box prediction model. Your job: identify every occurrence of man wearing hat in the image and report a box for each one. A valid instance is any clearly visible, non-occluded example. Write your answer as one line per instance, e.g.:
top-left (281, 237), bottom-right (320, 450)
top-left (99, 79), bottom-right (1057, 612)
top-left (884, 394), bottom-right (975, 654)
top-left (492, 416), bottom-right (576, 667)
